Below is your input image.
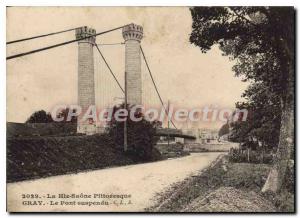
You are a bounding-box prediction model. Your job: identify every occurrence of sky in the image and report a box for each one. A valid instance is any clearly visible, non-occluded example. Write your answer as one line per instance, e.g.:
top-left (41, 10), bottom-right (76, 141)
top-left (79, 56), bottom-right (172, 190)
top-left (6, 7), bottom-right (249, 129)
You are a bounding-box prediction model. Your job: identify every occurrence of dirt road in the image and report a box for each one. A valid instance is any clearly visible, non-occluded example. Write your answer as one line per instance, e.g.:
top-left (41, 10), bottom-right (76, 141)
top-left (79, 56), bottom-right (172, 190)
top-left (7, 152), bottom-right (223, 212)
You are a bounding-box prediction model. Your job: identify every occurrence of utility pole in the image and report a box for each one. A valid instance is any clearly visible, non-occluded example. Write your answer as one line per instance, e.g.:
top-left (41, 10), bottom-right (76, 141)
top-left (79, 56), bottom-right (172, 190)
top-left (167, 100), bottom-right (170, 146)
top-left (124, 71), bottom-right (128, 152)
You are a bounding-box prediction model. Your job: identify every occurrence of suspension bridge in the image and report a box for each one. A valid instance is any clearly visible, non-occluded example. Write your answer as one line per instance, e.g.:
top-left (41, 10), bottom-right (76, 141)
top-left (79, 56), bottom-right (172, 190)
top-left (6, 23), bottom-right (196, 141)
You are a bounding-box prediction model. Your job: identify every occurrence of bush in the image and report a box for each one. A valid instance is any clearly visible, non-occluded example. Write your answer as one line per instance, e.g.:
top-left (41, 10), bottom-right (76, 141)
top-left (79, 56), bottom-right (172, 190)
top-left (229, 147), bottom-right (275, 164)
top-left (107, 104), bottom-right (161, 161)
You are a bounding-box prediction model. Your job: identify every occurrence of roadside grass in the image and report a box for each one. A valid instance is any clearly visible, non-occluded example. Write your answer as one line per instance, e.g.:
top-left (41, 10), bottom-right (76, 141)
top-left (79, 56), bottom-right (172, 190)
top-left (147, 155), bottom-right (294, 212)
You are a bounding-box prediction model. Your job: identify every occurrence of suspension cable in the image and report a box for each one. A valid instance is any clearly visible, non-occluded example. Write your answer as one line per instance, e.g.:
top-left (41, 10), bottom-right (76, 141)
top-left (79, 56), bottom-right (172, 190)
top-left (7, 25), bottom-right (128, 60)
top-left (140, 45), bottom-right (177, 129)
top-left (7, 27), bottom-right (81, 45)
top-left (96, 42), bottom-right (125, 46)
top-left (95, 44), bottom-right (124, 93)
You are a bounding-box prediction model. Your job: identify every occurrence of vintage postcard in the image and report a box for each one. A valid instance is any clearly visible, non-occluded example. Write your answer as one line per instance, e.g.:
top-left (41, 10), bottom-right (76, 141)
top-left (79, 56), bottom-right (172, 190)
top-left (6, 6), bottom-right (295, 212)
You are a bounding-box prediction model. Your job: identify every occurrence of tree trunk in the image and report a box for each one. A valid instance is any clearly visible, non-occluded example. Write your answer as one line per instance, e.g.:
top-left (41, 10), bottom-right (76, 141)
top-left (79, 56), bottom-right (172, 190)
top-left (262, 10), bottom-right (294, 192)
top-left (262, 64), bottom-right (294, 193)
top-left (262, 104), bottom-right (294, 192)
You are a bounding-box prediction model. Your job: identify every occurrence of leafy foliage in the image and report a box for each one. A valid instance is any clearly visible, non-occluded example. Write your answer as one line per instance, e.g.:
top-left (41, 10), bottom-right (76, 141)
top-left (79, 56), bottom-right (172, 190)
top-left (229, 147), bottom-right (275, 164)
top-left (26, 110), bottom-right (53, 123)
top-left (26, 107), bottom-right (77, 123)
top-left (107, 104), bottom-right (161, 161)
top-left (218, 123), bottom-right (229, 137)
top-left (229, 83), bottom-right (281, 147)
top-left (190, 7), bottom-right (294, 147)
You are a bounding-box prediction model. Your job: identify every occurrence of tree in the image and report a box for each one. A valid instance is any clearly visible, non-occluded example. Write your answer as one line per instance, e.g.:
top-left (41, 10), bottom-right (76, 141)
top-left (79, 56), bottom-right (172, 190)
top-left (190, 7), bottom-right (294, 192)
top-left (230, 82), bottom-right (281, 148)
top-left (26, 110), bottom-right (53, 123)
top-left (218, 123), bottom-right (229, 137)
top-left (26, 107), bottom-right (77, 123)
top-left (107, 104), bottom-right (161, 161)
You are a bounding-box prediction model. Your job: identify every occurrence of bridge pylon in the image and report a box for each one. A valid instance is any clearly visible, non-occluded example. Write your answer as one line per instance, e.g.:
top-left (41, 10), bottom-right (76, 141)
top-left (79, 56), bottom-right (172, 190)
top-left (75, 26), bottom-right (97, 135)
top-left (122, 23), bottom-right (143, 106)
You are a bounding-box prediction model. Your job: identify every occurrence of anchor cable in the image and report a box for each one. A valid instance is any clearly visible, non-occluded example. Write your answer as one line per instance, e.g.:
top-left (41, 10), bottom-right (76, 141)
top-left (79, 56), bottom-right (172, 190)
top-left (7, 27), bottom-right (81, 45)
top-left (7, 25), bottom-right (128, 60)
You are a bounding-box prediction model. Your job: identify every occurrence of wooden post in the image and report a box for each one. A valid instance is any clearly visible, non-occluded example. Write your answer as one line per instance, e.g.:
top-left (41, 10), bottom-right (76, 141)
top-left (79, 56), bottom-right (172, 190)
top-left (124, 71), bottom-right (128, 152)
top-left (167, 100), bottom-right (170, 146)
top-left (247, 148), bottom-right (250, 162)
top-left (262, 142), bottom-right (265, 163)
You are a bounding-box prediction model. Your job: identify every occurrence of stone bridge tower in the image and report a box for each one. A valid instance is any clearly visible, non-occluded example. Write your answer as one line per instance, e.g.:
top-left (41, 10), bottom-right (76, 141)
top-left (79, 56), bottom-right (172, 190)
top-left (122, 23), bottom-right (143, 106)
top-left (75, 26), bottom-right (96, 134)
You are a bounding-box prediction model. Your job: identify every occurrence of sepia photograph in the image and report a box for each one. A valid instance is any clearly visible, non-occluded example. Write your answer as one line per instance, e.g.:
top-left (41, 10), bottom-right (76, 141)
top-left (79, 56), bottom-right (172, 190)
top-left (6, 6), bottom-right (295, 213)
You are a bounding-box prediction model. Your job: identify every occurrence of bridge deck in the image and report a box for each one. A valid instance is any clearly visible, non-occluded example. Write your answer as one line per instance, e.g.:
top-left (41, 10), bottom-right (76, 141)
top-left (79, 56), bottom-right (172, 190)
top-left (155, 128), bottom-right (196, 139)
